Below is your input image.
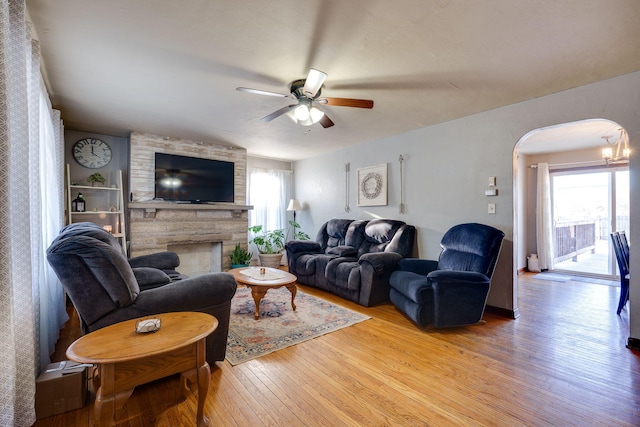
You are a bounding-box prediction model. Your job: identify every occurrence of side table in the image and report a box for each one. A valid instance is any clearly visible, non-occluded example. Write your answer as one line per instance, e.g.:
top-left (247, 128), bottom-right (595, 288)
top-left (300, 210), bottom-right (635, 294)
top-left (66, 312), bottom-right (218, 427)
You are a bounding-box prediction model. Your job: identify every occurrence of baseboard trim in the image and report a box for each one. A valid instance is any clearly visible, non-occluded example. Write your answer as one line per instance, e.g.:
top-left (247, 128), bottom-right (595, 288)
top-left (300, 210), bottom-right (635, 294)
top-left (485, 305), bottom-right (520, 319)
top-left (626, 337), bottom-right (640, 351)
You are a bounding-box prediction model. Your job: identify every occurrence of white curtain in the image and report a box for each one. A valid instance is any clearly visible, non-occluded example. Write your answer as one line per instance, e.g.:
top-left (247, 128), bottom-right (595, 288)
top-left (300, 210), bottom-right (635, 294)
top-left (248, 167), bottom-right (292, 236)
top-left (536, 163), bottom-right (555, 270)
top-left (0, 2), bottom-right (67, 425)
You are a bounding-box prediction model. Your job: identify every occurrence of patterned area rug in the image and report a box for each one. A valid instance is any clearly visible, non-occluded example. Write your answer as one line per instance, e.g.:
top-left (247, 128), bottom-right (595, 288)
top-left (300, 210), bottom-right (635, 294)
top-left (226, 286), bottom-right (370, 365)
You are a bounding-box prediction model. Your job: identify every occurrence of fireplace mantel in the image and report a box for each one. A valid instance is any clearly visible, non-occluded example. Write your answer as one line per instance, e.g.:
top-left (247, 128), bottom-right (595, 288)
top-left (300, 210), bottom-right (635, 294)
top-left (129, 202), bottom-right (252, 218)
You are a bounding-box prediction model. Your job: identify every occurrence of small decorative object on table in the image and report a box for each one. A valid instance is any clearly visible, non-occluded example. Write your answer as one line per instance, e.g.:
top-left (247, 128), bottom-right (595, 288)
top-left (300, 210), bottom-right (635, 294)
top-left (260, 267), bottom-right (266, 275)
top-left (135, 318), bottom-right (161, 333)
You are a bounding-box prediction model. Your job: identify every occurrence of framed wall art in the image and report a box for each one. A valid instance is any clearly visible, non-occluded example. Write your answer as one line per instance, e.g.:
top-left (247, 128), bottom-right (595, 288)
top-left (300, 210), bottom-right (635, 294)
top-left (357, 163), bottom-right (388, 206)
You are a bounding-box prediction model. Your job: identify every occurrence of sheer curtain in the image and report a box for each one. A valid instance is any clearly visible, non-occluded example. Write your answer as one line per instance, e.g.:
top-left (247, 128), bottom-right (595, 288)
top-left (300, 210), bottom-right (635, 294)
top-left (0, 2), bottom-right (67, 425)
top-left (536, 163), bottom-right (555, 271)
top-left (248, 167), bottom-right (292, 240)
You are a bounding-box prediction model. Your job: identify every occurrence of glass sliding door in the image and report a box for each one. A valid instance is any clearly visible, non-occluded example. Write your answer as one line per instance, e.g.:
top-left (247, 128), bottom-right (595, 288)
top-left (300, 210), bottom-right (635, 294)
top-left (551, 167), bottom-right (629, 278)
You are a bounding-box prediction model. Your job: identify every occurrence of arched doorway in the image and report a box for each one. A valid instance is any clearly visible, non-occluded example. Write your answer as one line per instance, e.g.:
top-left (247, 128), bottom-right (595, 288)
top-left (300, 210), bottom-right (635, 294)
top-left (514, 118), bottom-right (629, 283)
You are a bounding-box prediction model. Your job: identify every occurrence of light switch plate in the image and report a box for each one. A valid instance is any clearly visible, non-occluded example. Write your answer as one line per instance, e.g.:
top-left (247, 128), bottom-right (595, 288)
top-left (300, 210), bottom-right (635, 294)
top-left (488, 203), bottom-right (496, 214)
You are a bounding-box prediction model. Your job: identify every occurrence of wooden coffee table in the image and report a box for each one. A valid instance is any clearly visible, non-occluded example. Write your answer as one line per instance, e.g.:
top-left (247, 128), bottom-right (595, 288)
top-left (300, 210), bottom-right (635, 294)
top-left (229, 267), bottom-right (297, 319)
top-left (66, 312), bottom-right (218, 427)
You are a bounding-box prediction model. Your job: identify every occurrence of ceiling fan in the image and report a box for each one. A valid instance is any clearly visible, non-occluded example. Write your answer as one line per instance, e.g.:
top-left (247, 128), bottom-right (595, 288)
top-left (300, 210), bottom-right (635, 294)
top-left (236, 69), bottom-right (374, 128)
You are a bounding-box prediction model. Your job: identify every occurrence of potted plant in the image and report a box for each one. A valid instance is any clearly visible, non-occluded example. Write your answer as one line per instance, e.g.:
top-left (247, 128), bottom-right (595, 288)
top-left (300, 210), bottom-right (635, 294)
top-left (249, 222), bottom-right (310, 268)
top-left (230, 243), bottom-right (252, 268)
top-left (248, 225), bottom-right (286, 268)
top-left (87, 172), bottom-right (106, 187)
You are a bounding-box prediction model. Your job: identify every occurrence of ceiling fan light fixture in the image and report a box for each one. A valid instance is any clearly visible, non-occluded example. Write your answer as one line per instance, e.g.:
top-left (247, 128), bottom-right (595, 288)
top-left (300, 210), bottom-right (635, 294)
top-left (303, 69), bottom-right (327, 97)
top-left (309, 107), bottom-right (325, 123)
top-left (294, 104), bottom-right (310, 121)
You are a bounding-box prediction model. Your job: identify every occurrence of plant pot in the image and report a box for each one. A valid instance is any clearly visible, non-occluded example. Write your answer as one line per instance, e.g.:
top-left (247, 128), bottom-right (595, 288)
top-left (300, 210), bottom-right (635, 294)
top-left (258, 253), bottom-right (283, 268)
top-left (231, 263), bottom-right (250, 269)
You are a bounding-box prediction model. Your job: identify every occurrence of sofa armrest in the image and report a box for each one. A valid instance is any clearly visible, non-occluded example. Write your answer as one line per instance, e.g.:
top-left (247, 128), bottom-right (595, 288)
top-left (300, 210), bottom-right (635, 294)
top-left (131, 267), bottom-right (171, 291)
top-left (286, 240), bottom-right (322, 254)
top-left (359, 252), bottom-right (403, 276)
top-left (427, 270), bottom-right (490, 284)
top-left (397, 258), bottom-right (439, 276)
top-left (129, 251), bottom-right (180, 270)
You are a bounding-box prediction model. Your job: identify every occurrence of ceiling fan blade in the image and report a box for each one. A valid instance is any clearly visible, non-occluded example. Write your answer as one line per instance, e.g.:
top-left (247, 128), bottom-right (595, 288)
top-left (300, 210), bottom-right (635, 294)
top-left (303, 69), bottom-right (327, 98)
top-left (319, 114), bottom-right (334, 128)
top-left (318, 97), bottom-right (374, 109)
top-left (260, 104), bottom-right (297, 122)
top-left (236, 87), bottom-right (292, 98)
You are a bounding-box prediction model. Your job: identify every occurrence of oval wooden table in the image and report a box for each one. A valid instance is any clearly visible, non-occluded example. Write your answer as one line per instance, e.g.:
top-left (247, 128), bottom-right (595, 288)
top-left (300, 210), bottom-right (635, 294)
top-left (229, 267), bottom-right (298, 319)
top-left (66, 312), bottom-right (218, 427)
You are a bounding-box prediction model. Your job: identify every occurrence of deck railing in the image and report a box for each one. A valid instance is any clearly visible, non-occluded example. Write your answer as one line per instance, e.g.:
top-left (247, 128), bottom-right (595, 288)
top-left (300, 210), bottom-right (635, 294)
top-left (554, 221), bottom-right (596, 263)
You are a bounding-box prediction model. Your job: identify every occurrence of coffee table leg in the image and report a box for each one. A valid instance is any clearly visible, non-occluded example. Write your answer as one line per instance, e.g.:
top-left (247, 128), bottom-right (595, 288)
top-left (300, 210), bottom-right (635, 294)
top-left (250, 286), bottom-right (269, 319)
top-left (287, 284), bottom-right (297, 311)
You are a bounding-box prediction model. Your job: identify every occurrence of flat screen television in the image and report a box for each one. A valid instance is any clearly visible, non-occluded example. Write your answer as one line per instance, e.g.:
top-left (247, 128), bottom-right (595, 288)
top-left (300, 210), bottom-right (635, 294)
top-left (154, 152), bottom-right (234, 203)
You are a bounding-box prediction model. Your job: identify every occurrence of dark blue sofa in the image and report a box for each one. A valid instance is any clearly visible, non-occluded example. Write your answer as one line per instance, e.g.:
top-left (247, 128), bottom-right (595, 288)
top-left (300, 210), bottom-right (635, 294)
top-left (286, 219), bottom-right (416, 306)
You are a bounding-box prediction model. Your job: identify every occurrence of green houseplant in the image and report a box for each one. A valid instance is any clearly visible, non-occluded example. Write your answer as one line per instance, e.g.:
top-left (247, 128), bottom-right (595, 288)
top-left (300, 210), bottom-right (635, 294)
top-left (249, 222), bottom-right (309, 268)
top-left (229, 243), bottom-right (252, 268)
top-left (87, 172), bottom-right (106, 186)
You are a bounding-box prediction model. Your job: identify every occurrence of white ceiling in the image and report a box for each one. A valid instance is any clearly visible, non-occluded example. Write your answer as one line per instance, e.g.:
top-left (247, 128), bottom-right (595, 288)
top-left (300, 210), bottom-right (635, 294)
top-left (27, 0), bottom-right (640, 161)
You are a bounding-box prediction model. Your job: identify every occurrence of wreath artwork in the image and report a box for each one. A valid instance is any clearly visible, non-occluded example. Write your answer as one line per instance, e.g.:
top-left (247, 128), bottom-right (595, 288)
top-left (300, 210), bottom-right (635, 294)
top-left (361, 172), bottom-right (383, 199)
top-left (357, 164), bottom-right (388, 206)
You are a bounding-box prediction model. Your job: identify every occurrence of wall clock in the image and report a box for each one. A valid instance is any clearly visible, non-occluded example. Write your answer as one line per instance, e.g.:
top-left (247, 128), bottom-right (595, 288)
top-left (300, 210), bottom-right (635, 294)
top-left (72, 138), bottom-right (112, 169)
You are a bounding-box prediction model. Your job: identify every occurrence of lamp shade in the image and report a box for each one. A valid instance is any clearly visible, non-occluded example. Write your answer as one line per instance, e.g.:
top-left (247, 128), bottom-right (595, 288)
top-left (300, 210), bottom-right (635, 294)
top-left (287, 199), bottom-right (302, 211)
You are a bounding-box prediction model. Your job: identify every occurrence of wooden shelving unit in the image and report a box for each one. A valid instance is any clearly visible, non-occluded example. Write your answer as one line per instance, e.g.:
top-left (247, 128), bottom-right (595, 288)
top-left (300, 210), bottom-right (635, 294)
top-left (66, 164), bottom-right (127, 253)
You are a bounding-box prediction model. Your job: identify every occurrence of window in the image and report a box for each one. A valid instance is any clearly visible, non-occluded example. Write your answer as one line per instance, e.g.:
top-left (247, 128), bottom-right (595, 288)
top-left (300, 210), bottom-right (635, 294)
top-left (551, 167), bottom-right (629, 278)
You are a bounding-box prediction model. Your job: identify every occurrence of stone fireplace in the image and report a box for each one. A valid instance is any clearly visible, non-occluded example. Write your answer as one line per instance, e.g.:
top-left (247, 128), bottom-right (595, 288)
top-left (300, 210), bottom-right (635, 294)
top-left (127, 132), bottom-right (251, 272)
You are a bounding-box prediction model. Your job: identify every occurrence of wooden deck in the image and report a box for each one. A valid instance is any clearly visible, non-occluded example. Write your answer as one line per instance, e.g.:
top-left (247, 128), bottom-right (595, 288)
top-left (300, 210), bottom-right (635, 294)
top-left (34, 273), bottom-right (640, 426)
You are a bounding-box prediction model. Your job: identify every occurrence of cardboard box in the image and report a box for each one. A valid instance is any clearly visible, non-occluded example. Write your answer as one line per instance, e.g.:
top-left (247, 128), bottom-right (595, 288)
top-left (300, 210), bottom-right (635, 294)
top-left (35, 360), bottom-right (88, 419)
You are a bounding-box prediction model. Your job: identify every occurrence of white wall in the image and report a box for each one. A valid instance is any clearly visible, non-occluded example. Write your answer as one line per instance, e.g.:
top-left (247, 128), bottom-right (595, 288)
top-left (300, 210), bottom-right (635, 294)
top-left (293, 72), bottom-right (640, 339)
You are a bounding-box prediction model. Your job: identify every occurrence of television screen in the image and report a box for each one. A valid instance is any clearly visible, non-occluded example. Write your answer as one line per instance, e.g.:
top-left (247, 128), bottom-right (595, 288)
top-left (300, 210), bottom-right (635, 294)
top-left (154, 152), bottom-right (234, 203)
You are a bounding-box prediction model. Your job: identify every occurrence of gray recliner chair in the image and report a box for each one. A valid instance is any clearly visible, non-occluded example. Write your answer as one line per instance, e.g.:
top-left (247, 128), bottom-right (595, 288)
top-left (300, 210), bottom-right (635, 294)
top-left (389, 223), bottom-right (504, 328)
top-left (46, 222), bottom-right (237, 364)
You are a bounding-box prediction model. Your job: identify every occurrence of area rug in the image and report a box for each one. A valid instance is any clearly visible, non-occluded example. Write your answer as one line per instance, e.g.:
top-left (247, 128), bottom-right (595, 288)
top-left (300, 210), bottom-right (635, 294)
top-left (226, 287), bottom-right (370, 365)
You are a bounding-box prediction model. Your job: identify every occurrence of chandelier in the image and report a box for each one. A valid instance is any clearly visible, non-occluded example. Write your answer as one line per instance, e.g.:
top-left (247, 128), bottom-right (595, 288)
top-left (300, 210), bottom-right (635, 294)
top-left (602, 128), bottom-right (630, 165)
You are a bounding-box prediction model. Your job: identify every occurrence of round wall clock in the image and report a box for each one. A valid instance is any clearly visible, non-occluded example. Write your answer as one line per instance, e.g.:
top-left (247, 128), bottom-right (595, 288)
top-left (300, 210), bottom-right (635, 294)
top-left (72, 138), bottom-right (112, 169)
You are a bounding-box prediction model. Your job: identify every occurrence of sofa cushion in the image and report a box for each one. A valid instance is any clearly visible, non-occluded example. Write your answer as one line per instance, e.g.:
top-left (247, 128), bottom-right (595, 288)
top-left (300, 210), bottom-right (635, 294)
top-left (321, 219), bottom-right (355, 250)
top-left (438, 223), bottom-right (504, 275)
top-left (327, 245), bottom-right (358, 257)
top-left (132, 267), bottom-right (172, 290)
top-left (358, 219), bottom-right (402, 256)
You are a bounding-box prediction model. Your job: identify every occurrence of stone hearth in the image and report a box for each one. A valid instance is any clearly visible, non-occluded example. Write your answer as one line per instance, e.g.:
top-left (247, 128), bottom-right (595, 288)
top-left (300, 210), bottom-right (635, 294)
top-left (129, 203), bottom-right (251, 272)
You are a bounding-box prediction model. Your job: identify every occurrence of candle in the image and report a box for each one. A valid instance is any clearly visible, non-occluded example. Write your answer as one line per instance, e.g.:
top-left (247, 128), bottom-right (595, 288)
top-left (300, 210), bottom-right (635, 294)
top-left (103, 225), bottom-right (113, 233)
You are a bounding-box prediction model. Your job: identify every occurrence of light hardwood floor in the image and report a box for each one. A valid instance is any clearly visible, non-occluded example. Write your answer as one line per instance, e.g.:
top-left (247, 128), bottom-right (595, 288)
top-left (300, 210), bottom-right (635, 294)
top-left (34, 273), bottom-right (640, 426)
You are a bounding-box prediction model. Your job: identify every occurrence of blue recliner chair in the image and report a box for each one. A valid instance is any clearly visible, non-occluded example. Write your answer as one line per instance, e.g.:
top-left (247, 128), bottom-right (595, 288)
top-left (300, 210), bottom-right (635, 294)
top-left (47, 222), bottom-right (237, 364)
top-left (389, 223), bottom-right (504, 327)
